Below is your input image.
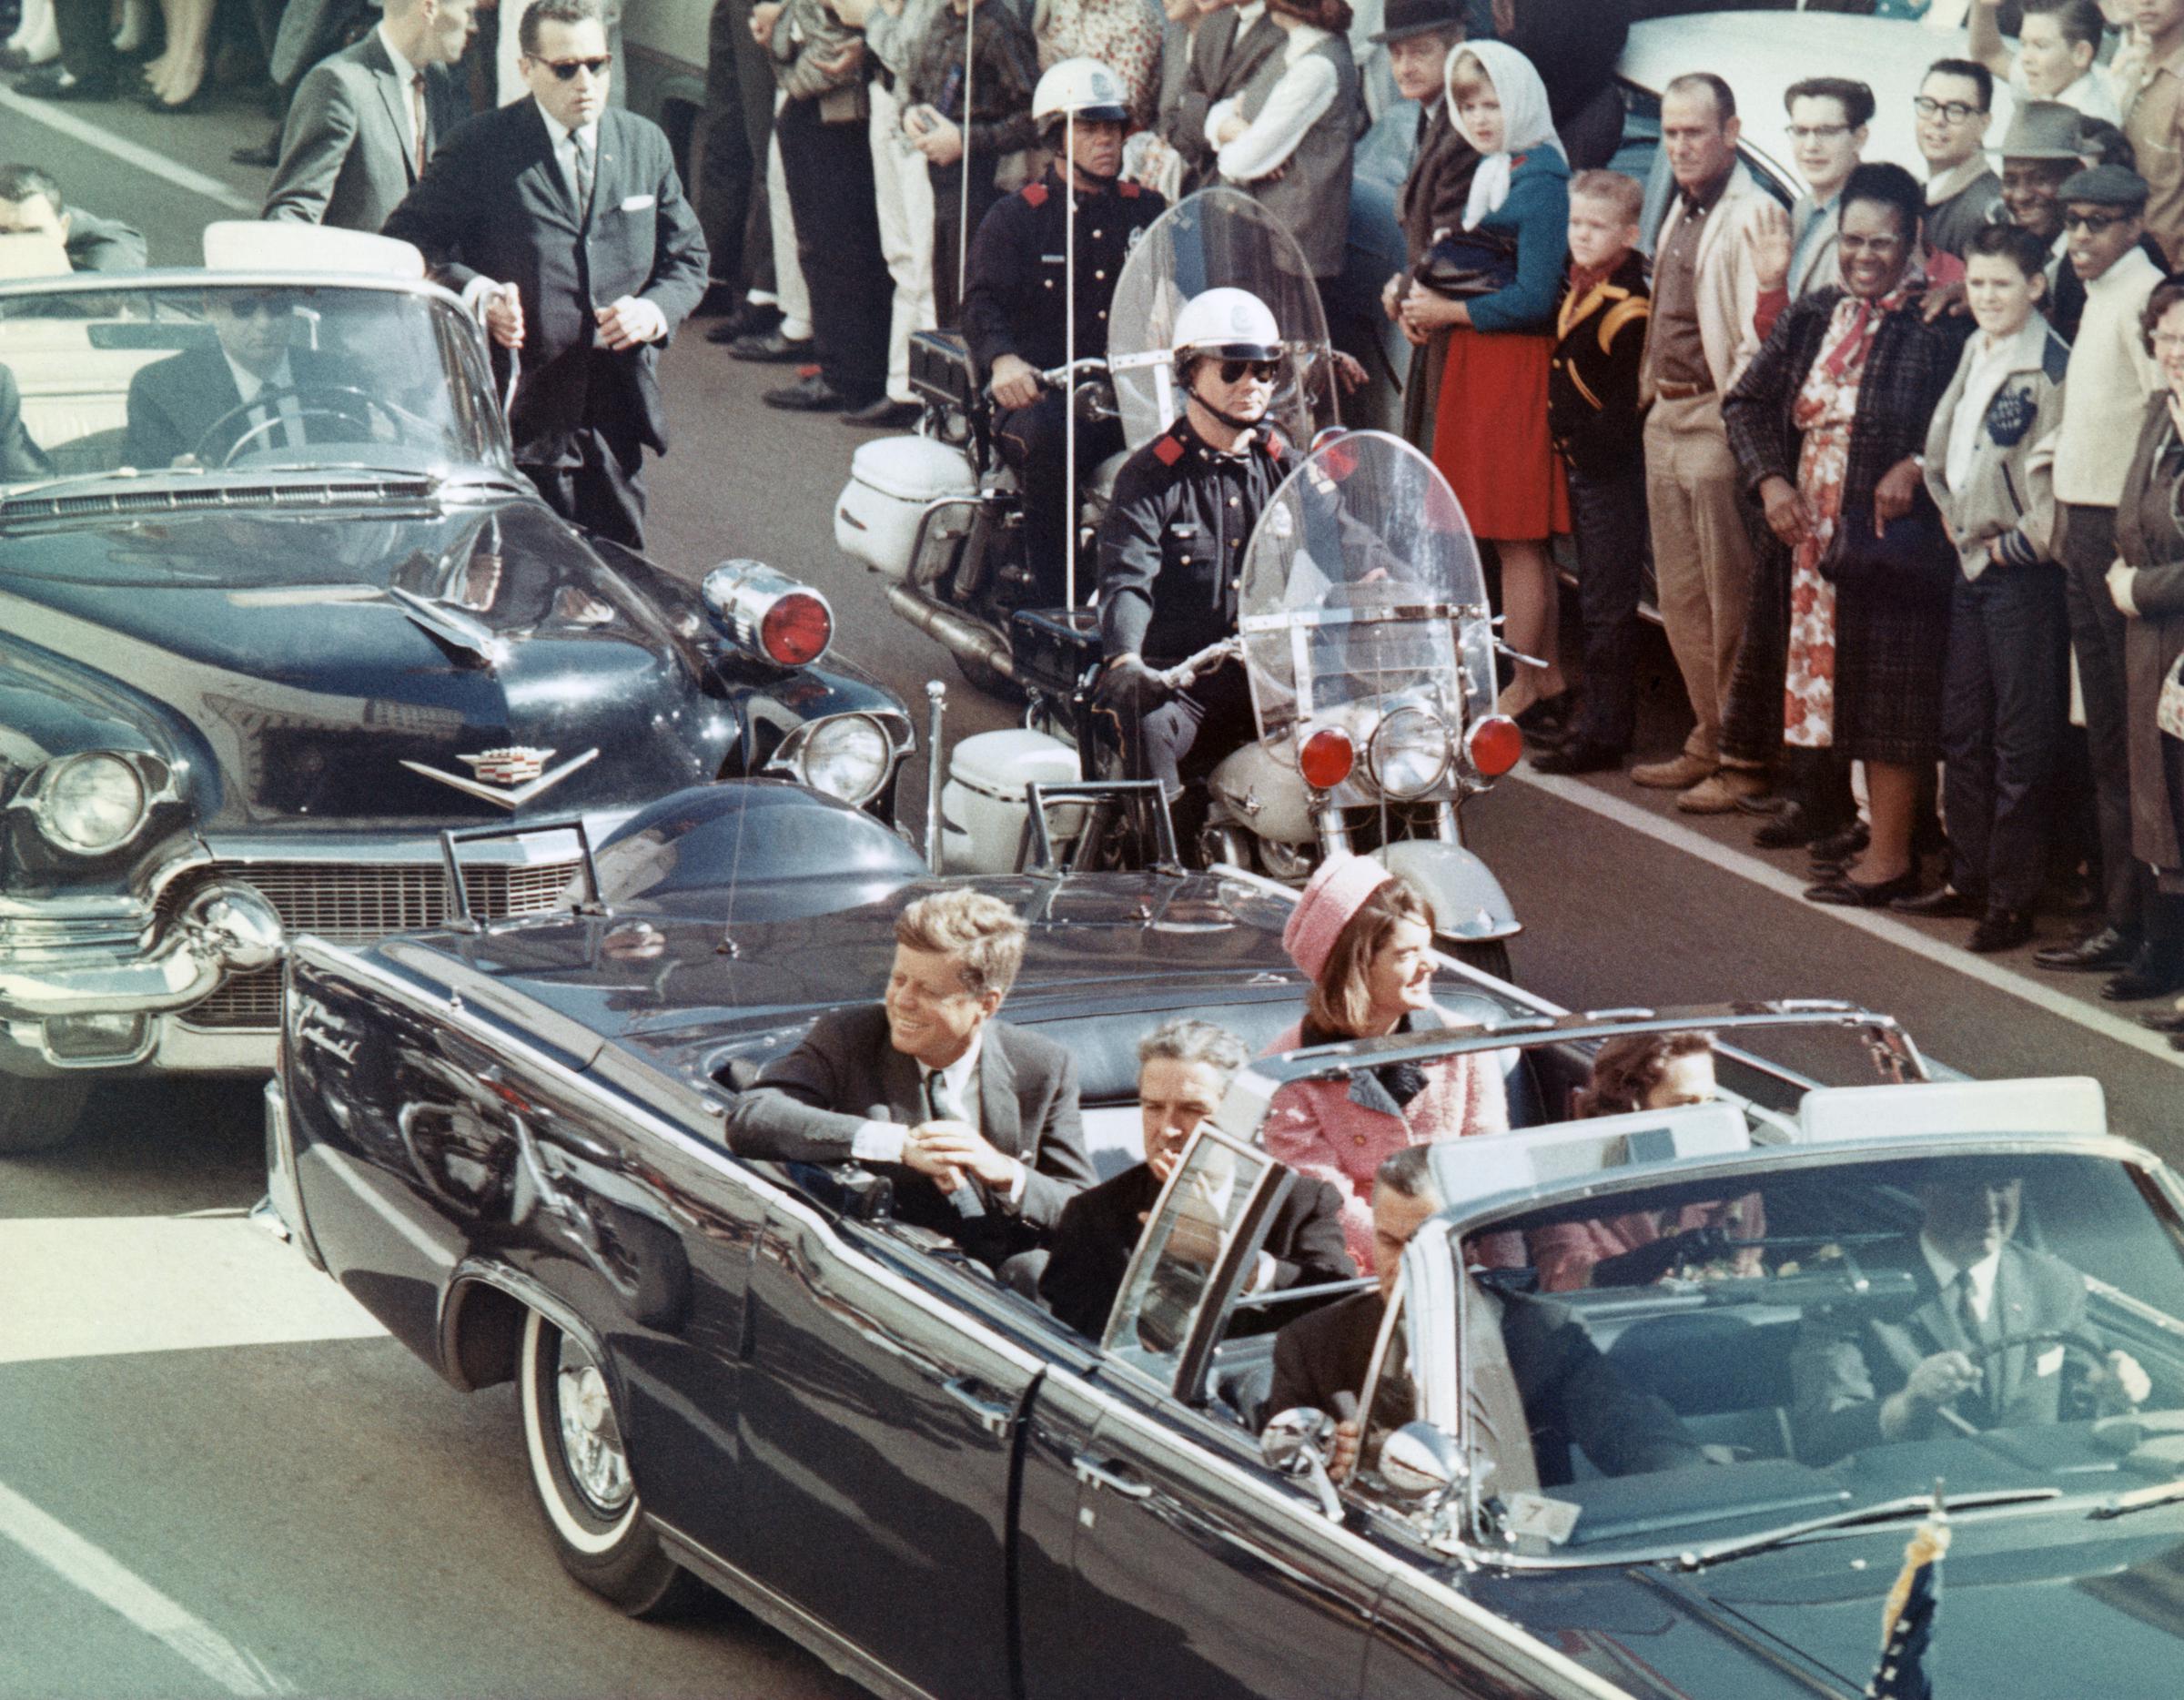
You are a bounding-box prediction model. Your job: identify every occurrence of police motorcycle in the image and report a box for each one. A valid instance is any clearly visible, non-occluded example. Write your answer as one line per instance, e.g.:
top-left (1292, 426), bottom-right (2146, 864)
top-left (834, 56), bottom-right (1148, 698)
top-left (906, 195), bottom-right (1524, 967)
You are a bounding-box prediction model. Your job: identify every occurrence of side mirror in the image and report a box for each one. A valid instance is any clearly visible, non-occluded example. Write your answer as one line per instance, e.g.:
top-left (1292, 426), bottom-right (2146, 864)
top-left (1380, 1421), bottom-right (1467, 1502)
top-left (1260, 1407), bottom-right (1343, 1523)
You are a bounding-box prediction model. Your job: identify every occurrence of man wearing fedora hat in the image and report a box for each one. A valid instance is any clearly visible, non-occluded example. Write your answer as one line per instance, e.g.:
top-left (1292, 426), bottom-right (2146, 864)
top-left (1996, 100), bottom-right (2109, 339)
top-left (1375, 0), bottom-right (1472, 449)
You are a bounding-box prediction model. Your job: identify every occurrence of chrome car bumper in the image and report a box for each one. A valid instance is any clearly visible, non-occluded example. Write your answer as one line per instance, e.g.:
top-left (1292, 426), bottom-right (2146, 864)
top-left (260, 1076), bottom-right (325, 1270)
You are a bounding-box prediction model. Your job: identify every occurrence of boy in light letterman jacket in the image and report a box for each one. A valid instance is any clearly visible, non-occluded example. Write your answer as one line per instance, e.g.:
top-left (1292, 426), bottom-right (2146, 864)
top-left (1920, 219), bottom-right (2073, 954)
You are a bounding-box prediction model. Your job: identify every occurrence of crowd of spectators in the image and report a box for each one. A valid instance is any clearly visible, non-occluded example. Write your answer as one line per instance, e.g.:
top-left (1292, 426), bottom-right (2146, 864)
top-left (8, 0), bottom-right (2184, 1015)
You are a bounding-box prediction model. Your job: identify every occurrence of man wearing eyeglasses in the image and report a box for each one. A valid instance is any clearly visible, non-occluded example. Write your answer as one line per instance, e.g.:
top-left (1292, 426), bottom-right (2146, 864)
top-left (1916, 58), bottom-right (2005, 261)
top-left (385, 0), bottom-right (709, 551)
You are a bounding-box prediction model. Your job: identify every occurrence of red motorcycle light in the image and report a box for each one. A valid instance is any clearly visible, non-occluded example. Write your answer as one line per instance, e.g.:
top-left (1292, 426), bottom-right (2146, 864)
top-left (761, 591), bottom-right (833, 667)
top-left (1298, 725), bottom-right (1355, 789)
top-left (1466, 715), bottom-right (1522, 778)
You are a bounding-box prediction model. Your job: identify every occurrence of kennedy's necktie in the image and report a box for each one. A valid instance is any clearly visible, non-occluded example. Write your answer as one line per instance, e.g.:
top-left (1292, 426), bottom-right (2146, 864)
top-left (410, 72), bottom-right (429, 176)
top-left (925, 1069), bottom-right (985, 1219)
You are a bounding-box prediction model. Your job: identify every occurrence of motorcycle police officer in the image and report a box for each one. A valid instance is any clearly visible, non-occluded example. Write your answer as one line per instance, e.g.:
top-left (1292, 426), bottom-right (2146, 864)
top-left (1096, 288), bottom-right (1290, 857)
top-left (960, 57), bottom-right (1165, 606)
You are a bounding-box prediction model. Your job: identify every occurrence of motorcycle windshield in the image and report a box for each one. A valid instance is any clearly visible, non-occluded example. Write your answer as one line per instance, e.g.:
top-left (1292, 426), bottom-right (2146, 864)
top-left (1106, 187), bottom-right (1335, 452)
top-left (1239, 432), bottom-right (1495, 794)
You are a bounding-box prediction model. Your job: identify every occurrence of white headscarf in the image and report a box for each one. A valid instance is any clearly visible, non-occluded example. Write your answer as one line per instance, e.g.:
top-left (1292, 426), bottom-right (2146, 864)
top-left (1448, 39), bottom-right (1564, 233)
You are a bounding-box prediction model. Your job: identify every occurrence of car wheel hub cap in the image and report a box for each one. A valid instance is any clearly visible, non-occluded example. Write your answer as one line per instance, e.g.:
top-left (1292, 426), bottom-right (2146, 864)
top-left (556, 1362), bottom-right (632, 1513)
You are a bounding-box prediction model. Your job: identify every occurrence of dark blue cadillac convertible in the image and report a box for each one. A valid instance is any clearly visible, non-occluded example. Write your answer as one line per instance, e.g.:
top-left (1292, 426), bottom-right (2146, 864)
top-left (0, 261), bottom-right (907, 1151)
top-left (266, 786), bottom-right (2184, 1699)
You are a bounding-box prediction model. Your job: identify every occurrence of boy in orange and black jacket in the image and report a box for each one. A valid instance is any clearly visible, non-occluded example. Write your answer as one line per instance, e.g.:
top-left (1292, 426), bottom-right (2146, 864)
top-left (1534, 167), bottom-right (1652, 775)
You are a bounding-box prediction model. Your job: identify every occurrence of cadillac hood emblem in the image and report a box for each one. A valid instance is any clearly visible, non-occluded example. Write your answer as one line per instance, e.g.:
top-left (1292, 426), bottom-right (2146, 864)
top-left (400, 745), bottom-right (601, 809)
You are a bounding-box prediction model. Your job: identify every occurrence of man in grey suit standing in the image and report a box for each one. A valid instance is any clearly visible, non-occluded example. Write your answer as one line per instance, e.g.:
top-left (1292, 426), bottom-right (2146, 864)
top-left (263, 0), bottom-right (478, 233)
top-left (1160, 0), bottom-right (1285, 194)
top-left (725, 889), bottom-right (1094, 1262)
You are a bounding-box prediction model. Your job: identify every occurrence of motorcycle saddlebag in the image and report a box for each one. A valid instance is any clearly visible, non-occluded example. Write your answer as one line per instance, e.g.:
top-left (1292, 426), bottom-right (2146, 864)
top-left (910, 329), bottom-right (979, 413)
top-left (835, 434), bottom-right (979, 580)
top-left (1009, 606), bottom-right (1102, 699)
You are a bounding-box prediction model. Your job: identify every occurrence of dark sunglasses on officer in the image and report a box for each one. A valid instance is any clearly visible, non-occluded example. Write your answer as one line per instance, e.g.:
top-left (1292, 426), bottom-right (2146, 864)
top-left (1214, 357), bottom-right (1281, 385)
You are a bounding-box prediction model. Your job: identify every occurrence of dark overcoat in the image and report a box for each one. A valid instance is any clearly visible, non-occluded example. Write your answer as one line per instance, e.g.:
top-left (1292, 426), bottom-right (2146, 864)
top-left (1721, 283), bottom-right (1973, 767)
top-left (2115, 397), bottom-right (2184, 881)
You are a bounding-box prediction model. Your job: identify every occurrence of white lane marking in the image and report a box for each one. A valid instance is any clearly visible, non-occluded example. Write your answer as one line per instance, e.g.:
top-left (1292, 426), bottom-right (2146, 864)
top-left (0, 86), bottom-right (258, 215)
top-left (0, 1478), bottom-right (291, 1695)
top-left (1508, 766), bottom-right (2184, 1072)
top-left (0, 1218), bottom-right (387, 1366)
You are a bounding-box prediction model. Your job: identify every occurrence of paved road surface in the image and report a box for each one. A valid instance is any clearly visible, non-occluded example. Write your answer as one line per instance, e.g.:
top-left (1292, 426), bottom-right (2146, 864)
top-left (2, 76), bottom-right (2179, 1700)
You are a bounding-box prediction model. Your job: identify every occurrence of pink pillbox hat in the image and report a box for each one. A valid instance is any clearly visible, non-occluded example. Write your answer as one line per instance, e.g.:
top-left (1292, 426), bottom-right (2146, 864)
top-left (1281, 853), bottom-right (1398, 982)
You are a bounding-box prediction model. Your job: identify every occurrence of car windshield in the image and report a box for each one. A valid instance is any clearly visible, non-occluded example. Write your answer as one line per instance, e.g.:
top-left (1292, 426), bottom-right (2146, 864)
top-left (1368, 1150), bottom-right (2184, 1563)
top-left (0, 278), bottom-right (511, 491)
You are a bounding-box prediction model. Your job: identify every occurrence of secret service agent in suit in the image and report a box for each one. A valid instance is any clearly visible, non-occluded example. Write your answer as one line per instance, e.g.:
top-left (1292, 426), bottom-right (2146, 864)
top-left (1039, 1018), bottom-right (1354, 1340)
top-left (1267, 1147), bottom-right (1706, 1488)
top-left (123, 291), bottom-right (359, 471)
top-left (384, 0), bottom-right (710, 552)
top-left (724, 889), bottom-right (1095, 1261)
top-left (0, 164), bottom-right (146, 272)
top-left (1791, 1170), bottom-right (2151, 1466)
top-left (263, 0), bottom-right (478, 234)
top-left (961, 57), bottom-right (1166, 607)
top-left (1160, 0), bottom-right (1284, 194)
top-left (1095, 288), bottom-right (1289, 856)
top-left (1, 364), bottom-right (54, 481)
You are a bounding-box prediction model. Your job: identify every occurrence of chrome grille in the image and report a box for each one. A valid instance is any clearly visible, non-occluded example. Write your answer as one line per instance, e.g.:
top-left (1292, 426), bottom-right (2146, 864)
top-left (173, 859), bottom-right (579, 1030)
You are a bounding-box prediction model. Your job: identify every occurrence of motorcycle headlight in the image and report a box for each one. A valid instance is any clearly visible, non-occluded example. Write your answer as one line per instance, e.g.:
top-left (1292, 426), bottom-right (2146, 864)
top-left (1368, 707), bottom-right (1453, 800)
top-left (32, 753), bottom-right (149, 854)
top-left (796, 714), bottom-right (893, 805)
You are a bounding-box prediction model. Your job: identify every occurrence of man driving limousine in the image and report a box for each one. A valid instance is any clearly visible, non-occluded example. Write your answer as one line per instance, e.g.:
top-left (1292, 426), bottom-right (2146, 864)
top-left (1266, 1146), bottom-right (1706, 1486)
top-left (122, 289), bottom-right (358, 470)
top-left (723, 889), bottom-right (1095, 1262)
top-left (1790, 1166), bottom-right (2151, 1464)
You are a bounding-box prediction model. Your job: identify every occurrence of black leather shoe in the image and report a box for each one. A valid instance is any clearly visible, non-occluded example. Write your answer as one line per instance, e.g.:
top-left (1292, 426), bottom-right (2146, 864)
top-left (728, 329), bottom-right (814, 363)
top-left (707, 302), bottom-right (785, 344)
top-left (2033, 924), bottom-right (2141, 972)
top-left (841, 396), bottom-right (920, 429)
top-left (2101, 950), bottom-right (2184, 1002)
top-left (15, 63), bottom-right (114, 96)
top-left (1530, 737), bottom-right (1623, 776)
top-left (1514, 693), bottom-right (1575, 740)
top-left (1808, 821), bottom-right (1870, 865)
top-left (1753, 803), bottom-right (1848, 850)
top-left (1805, 869), bottom-right (1920, 908)
top-left (764, 372), bottom-right (850, 411)
top-left (1736, 789), bottom-right (1793, 817)
top-left (2139, 1007), bottom-right (2184, 1033)
top-left (693, 281), bottom-right (743, 317)
top-left (1890, 885), bottom-right (1984, 920)
top-left (1968, 907), bottom-right (2035, 954)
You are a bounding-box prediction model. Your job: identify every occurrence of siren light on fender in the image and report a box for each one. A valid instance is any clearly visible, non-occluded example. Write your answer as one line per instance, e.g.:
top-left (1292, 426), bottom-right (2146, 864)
top-left (702, 560), bottom-right (834, 669)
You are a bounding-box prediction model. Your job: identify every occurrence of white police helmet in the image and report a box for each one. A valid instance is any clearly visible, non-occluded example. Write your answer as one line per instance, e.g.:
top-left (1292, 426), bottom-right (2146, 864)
top-left (1031, 57), bottom-right (1132, 130)
top-left (1171, 288), bottom-right (1284, 364)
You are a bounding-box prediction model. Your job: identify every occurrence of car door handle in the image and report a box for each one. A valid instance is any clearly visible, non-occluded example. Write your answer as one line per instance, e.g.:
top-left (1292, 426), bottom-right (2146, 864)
top-left (1072, 1453), bottom-right (1153, 1500)
top-left (942, 1376), bottom-right (1015, 1439)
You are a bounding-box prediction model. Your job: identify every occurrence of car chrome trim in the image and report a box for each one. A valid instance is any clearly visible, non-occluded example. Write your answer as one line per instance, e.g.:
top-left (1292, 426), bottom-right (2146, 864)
top-left (649, 1518), bottom-right (941, 1700)
top-left (399, 748), bottom-right (602, 812)
top-left (262, 1078), bottom-right (326, 1271)
top-left (0, 880), bottom-right (282, 1021)
top-left (5, 749), bottom-right (183, 857)
top-left (289, 935), bottom-right (1636, 1700)
top-left (439, 1257), bottom-right (610, 1393)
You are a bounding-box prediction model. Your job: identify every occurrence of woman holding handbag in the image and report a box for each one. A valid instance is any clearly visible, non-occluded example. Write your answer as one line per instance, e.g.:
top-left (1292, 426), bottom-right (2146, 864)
top-left (1724, 161), bottom-right (1974, 908)
top-left (1397, 40), bottom-right (1572, 721)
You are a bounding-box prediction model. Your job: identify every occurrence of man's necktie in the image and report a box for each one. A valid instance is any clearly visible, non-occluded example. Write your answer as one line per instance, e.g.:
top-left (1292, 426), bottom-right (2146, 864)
top-left (572, 132), bottom-right (595, 222)
top-left (410, 72), bottom-right (429, 176)
top-left (1954, 1270), bottom-right (1993, 1421)
top-left (924, 1070), bottom-right (985, 1219)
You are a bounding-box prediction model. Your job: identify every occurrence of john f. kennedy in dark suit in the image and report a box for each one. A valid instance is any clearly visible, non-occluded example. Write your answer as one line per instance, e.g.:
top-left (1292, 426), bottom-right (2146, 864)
top-left (1792, 1169), bottom-right (2149, 1465)
top-left (724, 890), bottom-right (1095, 1261)
top-left (1040, 1018), bottom-right (1354, 1340)
top-left (263, 0), bottom-right (478, 235)
top-left (384, 0), bottom-right (708, 551)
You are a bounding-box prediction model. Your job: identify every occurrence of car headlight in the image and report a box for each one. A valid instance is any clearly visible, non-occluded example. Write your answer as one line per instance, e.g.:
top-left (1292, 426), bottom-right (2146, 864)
top-left (1368, 707), bottom-right (1453, 799)
top-left (796, 714), bottom-right (892, 805)
top-left (34, 753), bottom-right (150, 854)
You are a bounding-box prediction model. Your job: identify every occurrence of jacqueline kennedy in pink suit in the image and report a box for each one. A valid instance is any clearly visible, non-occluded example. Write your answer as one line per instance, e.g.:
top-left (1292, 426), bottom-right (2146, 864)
top-left (1259, 855), bottom-right (1509, 1270)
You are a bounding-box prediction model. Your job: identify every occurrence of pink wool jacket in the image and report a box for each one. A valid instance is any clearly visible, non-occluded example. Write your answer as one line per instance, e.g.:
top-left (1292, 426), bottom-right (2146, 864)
top-left (1259, 1008), bottom-right (1510, 1270)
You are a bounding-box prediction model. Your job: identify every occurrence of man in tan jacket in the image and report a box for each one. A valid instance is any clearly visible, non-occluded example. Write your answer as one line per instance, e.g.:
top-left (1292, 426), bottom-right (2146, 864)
top-left (1636, 71), bottom-right (1773, 812)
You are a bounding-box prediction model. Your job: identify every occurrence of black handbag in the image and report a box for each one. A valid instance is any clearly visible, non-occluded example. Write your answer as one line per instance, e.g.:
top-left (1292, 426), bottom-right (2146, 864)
top-left (1819, 490), bottom-right (1955, 595)
top-left (1414, 228), bottom-right (1519, 299)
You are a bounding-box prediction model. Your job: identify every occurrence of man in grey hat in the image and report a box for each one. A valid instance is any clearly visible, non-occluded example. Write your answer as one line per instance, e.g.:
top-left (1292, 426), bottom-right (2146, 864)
top-left (1996, 100), bottom-right (2094, 331)
top-left (2037, 162), bottom-right (2168, 988)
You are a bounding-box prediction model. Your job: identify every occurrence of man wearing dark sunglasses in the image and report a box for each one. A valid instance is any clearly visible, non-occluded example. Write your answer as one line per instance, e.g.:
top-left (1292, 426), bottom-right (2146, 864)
top-left (386, 0), bottom-right (708, 551)
top-left (1095, 287), bottom-right (1290, 861)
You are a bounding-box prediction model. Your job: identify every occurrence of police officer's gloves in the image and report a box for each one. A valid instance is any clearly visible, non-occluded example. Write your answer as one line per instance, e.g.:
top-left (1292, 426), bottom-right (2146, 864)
top-left (1093, 654), bottom-right (1171, 722)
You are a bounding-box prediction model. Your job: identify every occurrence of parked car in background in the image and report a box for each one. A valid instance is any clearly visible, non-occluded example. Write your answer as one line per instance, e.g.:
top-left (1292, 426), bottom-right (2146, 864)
top-left (0, 246), bottom-right (909, 1153)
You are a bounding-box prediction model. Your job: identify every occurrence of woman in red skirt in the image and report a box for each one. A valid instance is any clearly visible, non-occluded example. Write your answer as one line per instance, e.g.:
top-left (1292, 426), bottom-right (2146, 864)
top-left (1398, 40), bottom-right (1572, 720)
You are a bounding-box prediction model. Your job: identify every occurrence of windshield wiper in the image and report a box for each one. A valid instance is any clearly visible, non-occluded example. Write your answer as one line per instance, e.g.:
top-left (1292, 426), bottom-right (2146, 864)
top-left (1673, 1487), bottom-right (2061, 1570)
top-left (2090, 1477), bottom-right (2184, 1520)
